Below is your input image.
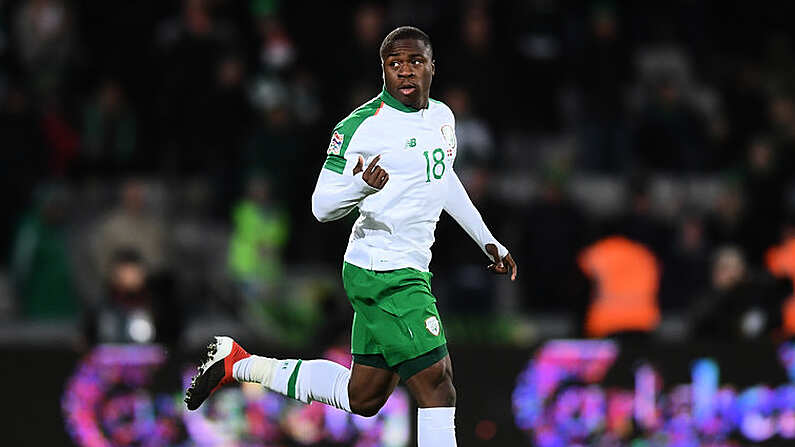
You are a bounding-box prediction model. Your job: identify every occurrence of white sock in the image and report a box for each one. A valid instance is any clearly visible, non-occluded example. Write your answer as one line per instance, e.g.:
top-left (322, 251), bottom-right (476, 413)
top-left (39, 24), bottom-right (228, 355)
top-left (233, 355), bottom-right (275, 384)
top-left (418, 407), bottom-right (457, 447)
top-left (233, 357), bottom-right (352, 413)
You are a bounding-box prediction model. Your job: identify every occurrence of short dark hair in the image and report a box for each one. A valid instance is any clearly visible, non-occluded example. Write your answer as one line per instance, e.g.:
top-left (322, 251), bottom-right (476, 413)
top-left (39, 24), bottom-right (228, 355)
top-left (379, 26), bottom-right (433, 61)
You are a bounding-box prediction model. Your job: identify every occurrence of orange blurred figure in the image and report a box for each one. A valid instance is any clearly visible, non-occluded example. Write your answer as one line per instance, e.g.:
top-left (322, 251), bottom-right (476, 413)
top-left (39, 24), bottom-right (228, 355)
top-left (578, 236), bottom-right (661, 338)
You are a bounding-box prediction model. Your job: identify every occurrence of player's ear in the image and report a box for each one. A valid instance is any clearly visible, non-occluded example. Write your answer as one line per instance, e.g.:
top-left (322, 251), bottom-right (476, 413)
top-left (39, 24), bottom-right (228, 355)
top-left (431, 60), bottom-right (436, 76)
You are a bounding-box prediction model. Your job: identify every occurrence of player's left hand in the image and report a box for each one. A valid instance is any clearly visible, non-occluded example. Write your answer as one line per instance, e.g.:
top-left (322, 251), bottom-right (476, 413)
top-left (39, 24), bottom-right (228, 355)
top-left (485, 243), bottom-right (517, 281)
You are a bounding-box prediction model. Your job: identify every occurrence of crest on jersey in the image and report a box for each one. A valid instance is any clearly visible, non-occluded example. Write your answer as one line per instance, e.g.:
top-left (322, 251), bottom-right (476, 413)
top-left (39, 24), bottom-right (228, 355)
top-left (440, 124), bottom-right (456, 157)
top-left (425, 316), bottom-right (441, 336)
top-left (327, 131), bottom-right (344, 155)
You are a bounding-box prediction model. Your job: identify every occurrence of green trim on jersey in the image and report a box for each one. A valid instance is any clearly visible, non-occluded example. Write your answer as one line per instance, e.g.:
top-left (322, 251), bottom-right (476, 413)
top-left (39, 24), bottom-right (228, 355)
top-left (323, 96), bottom-right (383, 174)
top-left (380, 86), bottom-right (421, 113)
top-left (323, 155), bottom-right (346, 174)
top-left (380, 86), bottom-right (441, 114)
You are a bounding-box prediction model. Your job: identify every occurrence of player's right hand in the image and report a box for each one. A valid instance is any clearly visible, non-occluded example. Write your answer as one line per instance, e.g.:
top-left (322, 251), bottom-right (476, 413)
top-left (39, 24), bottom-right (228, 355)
top-left (354, 155), bottom-right (389, 189)
top-left (486, 243), bottom-right (518, 281)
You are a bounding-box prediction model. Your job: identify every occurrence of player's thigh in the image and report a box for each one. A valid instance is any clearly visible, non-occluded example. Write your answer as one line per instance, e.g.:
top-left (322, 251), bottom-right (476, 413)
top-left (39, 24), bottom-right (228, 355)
top-left (348, 362), bottom-right (400, 412)
top-left (404, 354), bottom-right (456, 408)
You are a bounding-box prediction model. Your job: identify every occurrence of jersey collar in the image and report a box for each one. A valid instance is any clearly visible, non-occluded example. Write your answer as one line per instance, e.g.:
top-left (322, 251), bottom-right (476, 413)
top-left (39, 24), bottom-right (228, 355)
top-left (380, 85), bottom-right (428, 113)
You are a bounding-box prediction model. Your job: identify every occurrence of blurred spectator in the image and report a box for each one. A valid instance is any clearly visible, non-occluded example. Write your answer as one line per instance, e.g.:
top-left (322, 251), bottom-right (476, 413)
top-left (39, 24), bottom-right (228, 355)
top-left (88, 247), bottom-right (180, 344)
top-left (13, 0), bottom-right (76, 97)
top-left (10, 183), bottom-right (78, 319)
top-left (81, 79), bottom-right (137, 175)
top-left (93, 179), bottom-right (168, 280)
top-left (691, 246), bottom-right (786, 341)
top-left (247, 14), bottom-right (294, 121)
top-left (248, 13), bottom-right (320, 127)
top-left (635, 28), bottom-right (692, 92)
top-left (578, 235), bottom-right (661, 338)
top-left (227, 174), bottom-right (294, 341)
top-left (228, 175), bottom-right (288, 297)
top-left (94, 249), bottom-right (154, 343)
top-left (252, 13), bottom-right (295, 73)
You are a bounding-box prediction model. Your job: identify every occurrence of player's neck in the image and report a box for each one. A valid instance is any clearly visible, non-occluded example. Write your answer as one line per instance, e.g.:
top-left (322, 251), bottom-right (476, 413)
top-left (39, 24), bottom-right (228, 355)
top-left (381, 85), bottom-right (428, 112)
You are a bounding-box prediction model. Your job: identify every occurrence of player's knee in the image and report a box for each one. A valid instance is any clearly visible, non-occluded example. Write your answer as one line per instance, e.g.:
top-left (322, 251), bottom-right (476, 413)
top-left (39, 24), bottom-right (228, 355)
top-left (349, 395), bottom-right (387, 417)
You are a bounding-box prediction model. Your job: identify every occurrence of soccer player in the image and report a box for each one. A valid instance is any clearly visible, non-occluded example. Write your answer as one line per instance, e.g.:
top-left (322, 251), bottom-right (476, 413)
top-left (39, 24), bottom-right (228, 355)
top-left (185, 26), bottom-right (517, 446)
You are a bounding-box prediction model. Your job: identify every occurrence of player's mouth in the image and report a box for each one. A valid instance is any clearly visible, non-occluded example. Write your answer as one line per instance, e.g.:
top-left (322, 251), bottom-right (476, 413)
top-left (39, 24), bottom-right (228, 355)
top-left (398, 85), bottom-right (417, 96)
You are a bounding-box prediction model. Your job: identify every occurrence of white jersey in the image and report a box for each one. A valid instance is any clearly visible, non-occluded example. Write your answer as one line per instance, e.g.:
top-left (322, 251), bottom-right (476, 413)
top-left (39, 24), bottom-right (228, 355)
top-left (312, 87), bottom-right (507, 272)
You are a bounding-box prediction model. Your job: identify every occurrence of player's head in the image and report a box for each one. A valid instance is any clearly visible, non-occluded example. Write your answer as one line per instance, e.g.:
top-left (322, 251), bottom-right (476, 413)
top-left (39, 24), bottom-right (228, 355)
top-left (380, 26), bottom-right (435, 110)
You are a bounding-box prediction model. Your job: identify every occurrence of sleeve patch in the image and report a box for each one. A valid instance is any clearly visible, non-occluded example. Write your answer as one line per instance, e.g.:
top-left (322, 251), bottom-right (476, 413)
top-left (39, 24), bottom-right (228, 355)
top-left (327, 131), bottom-right (345, 155)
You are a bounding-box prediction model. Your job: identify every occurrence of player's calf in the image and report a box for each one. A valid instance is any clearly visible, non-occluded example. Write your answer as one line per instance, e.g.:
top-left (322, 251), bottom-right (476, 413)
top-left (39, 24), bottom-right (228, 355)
top-left (406, 355), bottom-right (456, 407)
top-left (349, 393), bottom-right (391, 417)
top-left (405, 355), bottom-right (458, 447)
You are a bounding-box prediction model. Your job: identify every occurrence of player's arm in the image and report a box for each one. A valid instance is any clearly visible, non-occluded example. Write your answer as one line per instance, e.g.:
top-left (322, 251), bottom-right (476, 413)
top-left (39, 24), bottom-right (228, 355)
top-left (311, 155), bottom-right (389, 222)
top-left (443, 170), bottom-right (517, 280)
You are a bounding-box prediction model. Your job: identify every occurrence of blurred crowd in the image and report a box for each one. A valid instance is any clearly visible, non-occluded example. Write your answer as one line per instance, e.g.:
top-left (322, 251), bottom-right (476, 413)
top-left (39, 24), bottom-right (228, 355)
top-left (1, 0), bottom-right (795, 347)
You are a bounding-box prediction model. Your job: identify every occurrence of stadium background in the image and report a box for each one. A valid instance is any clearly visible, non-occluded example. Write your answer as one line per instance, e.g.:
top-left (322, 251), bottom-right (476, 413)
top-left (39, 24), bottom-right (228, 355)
top-left (2, 0), bottom-right (795, 445)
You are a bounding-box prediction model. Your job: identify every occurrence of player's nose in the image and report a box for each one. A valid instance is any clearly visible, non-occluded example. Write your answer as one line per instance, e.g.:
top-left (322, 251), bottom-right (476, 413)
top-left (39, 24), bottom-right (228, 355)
top-left (397, 65), bottom-right (414, 77)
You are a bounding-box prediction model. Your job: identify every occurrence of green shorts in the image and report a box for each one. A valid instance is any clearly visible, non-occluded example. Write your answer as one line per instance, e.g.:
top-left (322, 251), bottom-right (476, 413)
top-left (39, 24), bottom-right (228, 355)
top-left (342, 262), bottom-right (448, 379)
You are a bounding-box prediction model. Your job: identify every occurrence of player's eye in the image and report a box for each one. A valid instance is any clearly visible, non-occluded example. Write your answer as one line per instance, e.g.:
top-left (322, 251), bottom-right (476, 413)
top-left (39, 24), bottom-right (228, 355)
top-left (413, 60), bottom-right (423, 65)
